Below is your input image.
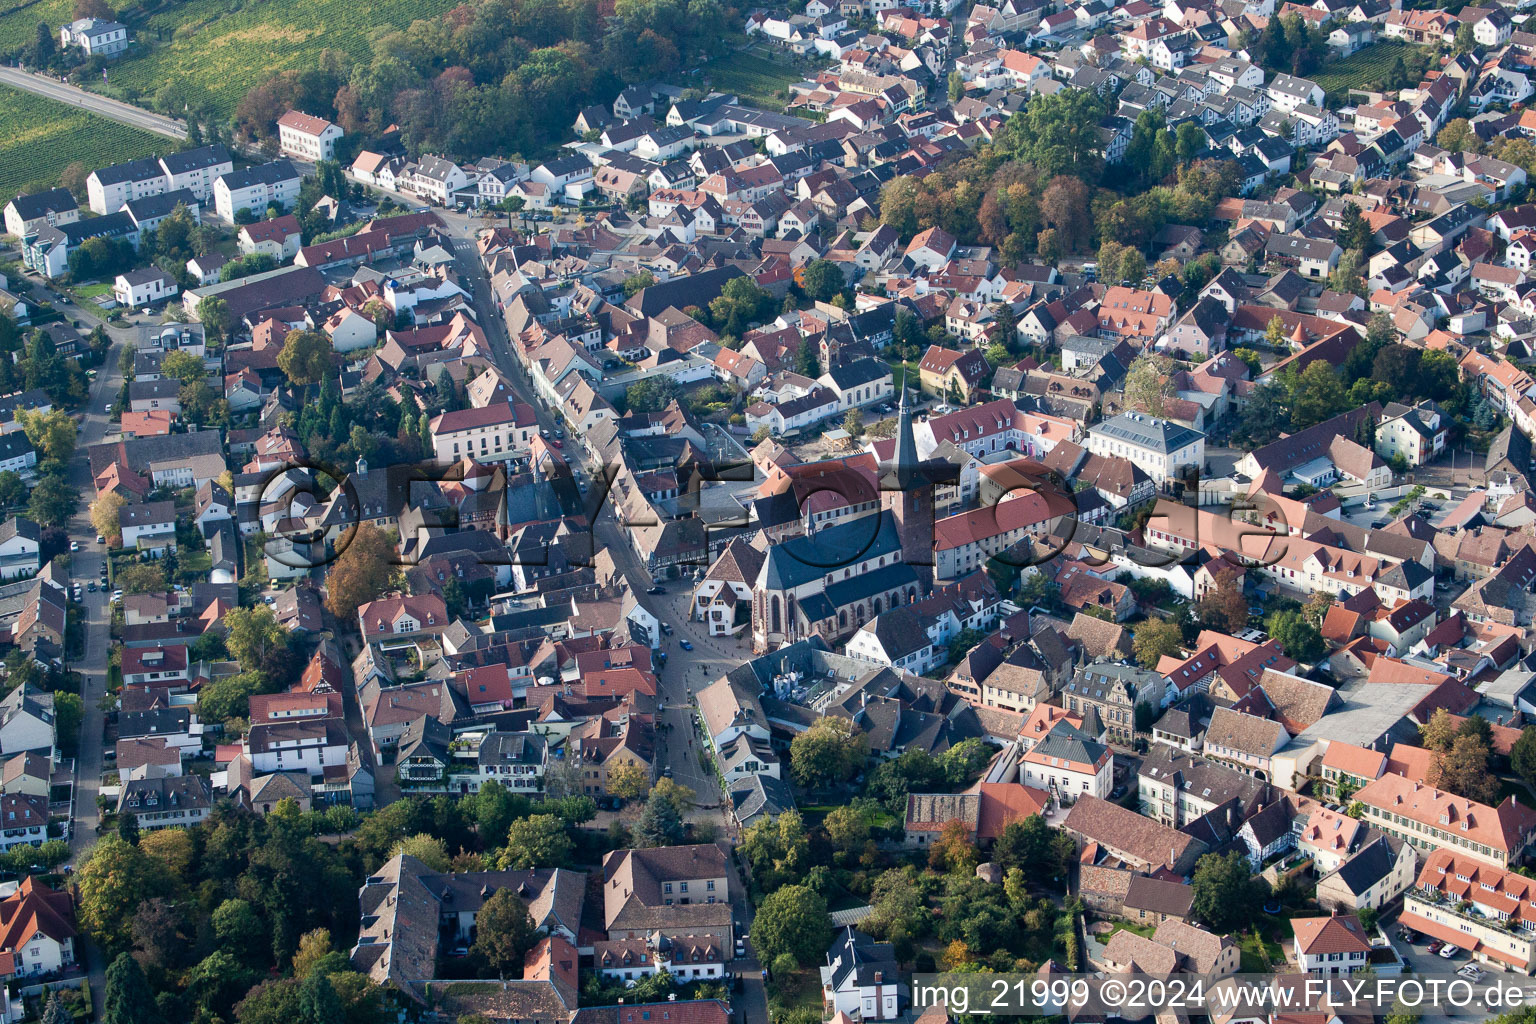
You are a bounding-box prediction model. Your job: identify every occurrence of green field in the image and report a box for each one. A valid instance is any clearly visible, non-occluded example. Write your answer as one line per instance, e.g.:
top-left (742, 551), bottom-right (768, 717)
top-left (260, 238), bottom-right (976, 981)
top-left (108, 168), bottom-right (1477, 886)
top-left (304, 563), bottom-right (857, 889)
top-left (1311, 40), bottom-right (1432, 101)
top-left (91, 0), bottom-right (460, 116)
top-left (697, 47), bottom-right (809, 109)
top-left (0, 82), bottom-right (165, 201)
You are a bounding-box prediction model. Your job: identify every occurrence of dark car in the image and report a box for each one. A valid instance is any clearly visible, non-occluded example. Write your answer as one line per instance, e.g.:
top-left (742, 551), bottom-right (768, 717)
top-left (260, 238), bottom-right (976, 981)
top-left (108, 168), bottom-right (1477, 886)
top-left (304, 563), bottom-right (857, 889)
top-left (647, 585), bottom-right (666, 595)
top-left (1110, 784), bottom-right (1126, 799)
top-left (1427, 940), bottom-right (1444, 954)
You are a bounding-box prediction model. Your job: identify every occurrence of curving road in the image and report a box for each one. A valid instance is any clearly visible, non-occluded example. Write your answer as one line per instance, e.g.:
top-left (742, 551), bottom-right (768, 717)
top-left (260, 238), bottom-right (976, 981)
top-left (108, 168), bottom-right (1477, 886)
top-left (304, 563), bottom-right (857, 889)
top-left (0, 65), bottom-right (187, 140)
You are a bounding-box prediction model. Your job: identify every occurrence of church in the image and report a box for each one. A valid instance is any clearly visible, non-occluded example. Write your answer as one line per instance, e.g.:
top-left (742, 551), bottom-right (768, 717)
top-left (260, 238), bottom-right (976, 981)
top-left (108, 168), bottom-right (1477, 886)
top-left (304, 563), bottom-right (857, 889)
top-left (750, 376), bottom-right (957, 652)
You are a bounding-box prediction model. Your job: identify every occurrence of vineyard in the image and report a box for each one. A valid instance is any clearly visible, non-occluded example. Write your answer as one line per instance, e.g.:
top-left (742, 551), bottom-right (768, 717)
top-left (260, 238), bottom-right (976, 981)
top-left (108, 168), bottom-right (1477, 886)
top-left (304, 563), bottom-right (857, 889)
top-left (0, 0), bottom-right (130, 53)
top-left (0, 83), bottom-right (164, 199)
top-left (1312, 41), bottom-right (1432, 101)
top-left (697, 47), bottom-right (809, 110)
top-left (93, 0), bottom-right (460, 116)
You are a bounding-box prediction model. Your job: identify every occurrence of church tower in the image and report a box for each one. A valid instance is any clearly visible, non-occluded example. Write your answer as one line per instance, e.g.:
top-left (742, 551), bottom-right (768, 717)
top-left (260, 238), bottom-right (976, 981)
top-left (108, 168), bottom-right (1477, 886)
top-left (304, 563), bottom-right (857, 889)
top-left (884, 371), bottom-right (937, 595)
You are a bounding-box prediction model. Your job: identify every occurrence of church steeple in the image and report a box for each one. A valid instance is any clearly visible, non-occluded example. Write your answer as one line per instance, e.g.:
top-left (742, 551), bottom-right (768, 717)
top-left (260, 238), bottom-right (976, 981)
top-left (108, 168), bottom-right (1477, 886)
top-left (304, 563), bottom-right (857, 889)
top-left (892, 369), bottom-right (923, 490)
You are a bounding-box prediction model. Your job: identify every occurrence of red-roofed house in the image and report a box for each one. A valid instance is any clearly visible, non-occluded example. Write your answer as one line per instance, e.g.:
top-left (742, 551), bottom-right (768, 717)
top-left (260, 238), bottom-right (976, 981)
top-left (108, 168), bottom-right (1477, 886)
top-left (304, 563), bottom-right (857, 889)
top-left (237, 214), bottom-right (302, 260)
top-left (428, 401), bottom-right (539, 465)
top-left (1401, 850), bottom-right (1536, 972)
top-left (357, 593), bottom-right (449, 639)
top-left (1291, 914), bottom-right (1371, 973)
top-left (277, 110), bottom-right (344, 162)
top-left (0, 878), bottom-right (76, 978)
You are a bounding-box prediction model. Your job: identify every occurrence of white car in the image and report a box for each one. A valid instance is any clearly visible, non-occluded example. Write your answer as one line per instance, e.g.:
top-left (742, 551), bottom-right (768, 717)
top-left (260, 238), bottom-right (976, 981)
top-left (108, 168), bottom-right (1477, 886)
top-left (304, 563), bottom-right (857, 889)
top-left (1439, 944), bottom-right (1460, 959)
top-left (69, 541), bottom-right (78, 552)
top-left (111, 589), bottom-right (123, 602)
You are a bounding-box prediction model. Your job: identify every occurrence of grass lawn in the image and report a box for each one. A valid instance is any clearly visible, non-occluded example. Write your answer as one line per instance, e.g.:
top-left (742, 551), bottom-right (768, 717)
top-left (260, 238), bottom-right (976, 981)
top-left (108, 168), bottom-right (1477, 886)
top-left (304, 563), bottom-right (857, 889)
top-left (74, 283), bottom-right (114, 299)
top-left (1237, 930), bottom-right (1275, 972)
top-left (767, 968), bottom-right (823, 1017)
top-left (0, 84), bottom-right (166, 200)
top-left (1106, 920), bottom-right (1155, 941)
top-left (696, 46), bottom-right (812, 110)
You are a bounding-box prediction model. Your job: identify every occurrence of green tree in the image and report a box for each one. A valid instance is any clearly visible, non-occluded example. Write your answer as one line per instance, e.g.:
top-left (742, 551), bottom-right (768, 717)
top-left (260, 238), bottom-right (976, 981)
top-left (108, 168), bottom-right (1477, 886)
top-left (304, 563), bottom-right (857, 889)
top-left (1288, 360), bottom-right (1347, 429)
top-left (752, 885), bottom-right (831, 968)
top-left (499, 814), bottom-right (573, 868)
top-left (0, 472), bottom-right (25, 509)
top-left (789, 717), bottom-right (868, 791)
top-left (1132, 618), bottom-right (1183, 668)
top-left (52, 690), bottom-right (83, 757)
top-left (1122, 353), bottom-right (1177, 418)
top-left (842, 408), bottom-right (864, 437)
top-left (801, 260), bottom-right (843, 303)
top-left (471, 887), bottom-right (537, 977)
top-left (1514, 727), bottom-right (1536, 793)
top-left (390, 833), bottom-right (451, 871)
top-left (1190, 851), bottom-right (1269, 932)
top-left (198, 296), bottom-right (232, 342)
top-left (17, 408), bottom-right (77, 463)
top-left (40, 992), bottom-right (70, 1024)
top-left (26, 475), bottom-right (78, 528)
top-left (277, 329), bottom-right (334, 387)
top-left (214, 898), bottom-right (267, 962)
top-left (625, 376), bottom-right (680, 413)
top-left (622, 271), bottom-right (656, 298)
top-left (298, 971), bottom-right (346, 1024)
top-left (223, 604), bottom-right (294, 680)
top-left (104, 952), bottom-right (156, 1024)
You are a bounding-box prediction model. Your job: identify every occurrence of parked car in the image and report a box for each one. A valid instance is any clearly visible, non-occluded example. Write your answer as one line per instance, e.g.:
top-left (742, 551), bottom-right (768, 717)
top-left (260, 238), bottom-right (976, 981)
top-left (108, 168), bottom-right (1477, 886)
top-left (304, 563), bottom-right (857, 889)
top-left (646, 585), bottom-right (665, 595)
top-left (679, 639), bottom-right (693, 651)
top-left (69, 540), bottom-right (79, 552)
top-left (1457, 965), bottom-right (1484, 981)
top-left (1439, 944), bottom-right (1460, 959)
top-left (95, 534), bottom-right (104, 544)
top-left (1427, 941), bottom-right (1444, 954)
top-left (659, 622), bottom-right (673, 636)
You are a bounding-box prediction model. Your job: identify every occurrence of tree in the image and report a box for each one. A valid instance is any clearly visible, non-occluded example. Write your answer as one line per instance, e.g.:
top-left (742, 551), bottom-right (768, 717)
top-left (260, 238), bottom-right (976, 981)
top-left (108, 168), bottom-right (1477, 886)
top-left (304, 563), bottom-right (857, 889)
top-left (823, 804), bottom-right (873, 856)
top-left (1338, 203), bottom-right (1373, 254)
top-left (1372, 344), bottom-right (1422, 397)
top-left (1268, 609), bottom-right (1325, 663)
top-left (1190, 850), bottom-right (1269, 933)
top-left (752, 885), bottom-right (831, 968)
top-left (471, 887), bottom-right (537, 977)
top-left (1429, 733), bottom-right (1498, 804)
top-left (1420, 708), bottom-right (1459, 752)
top-left (223, 604), bottom-right (294, 680)
top-left (277, 329), bottom-right (334, 387)
top-left (633, 786), bottom-right (687, 847)
top-left (0, 472), bottom-right (24, 510)
top-left (17, 408), bottom-right (76, 463)
top-left (625, 377), bottom-right (679, 414)
top-left (298, 971), bottom-right (346, 1024)
top-left (198, 296), bottom-right (232, 342)
top-left (948, 70), bottom-right (965, 102)
top-left (91, 492), bottom-right (127, 545)
top-left (607, 761), bottom-right (649, 801)
top-left (1265, 315), bottom-right (1288, 348)
top-left (499, 814), bottom-right (572, 868)
top-left (1123, 353), bottom-right (1177, 418)
top-left (1514, 727), bottom-right (1536, 792)
top-left (1288, 360), bottom-right (1347, 429)
top-left (104, 952), bottom-right (156, 1024)
top-left (53, 690), bottom-right (83, 757)
top-left (842, 408), bottom-right (864, 437)
top-left (1132, 618), bottom-right (1183, 668)
top-left (324, 524), bottom-right (397, 620)
top-left (1328, 248), bottom-right (1366, 297)
top-left (1196, 564), bottom-right (1249, 632)
top-left (27, 476), bottom-right (77, 529)
top-left (292, 928), bottom-right (335, 980)
top-left (790, 717), bottom-right (868, 791)
top-left (801, 260), bottom-right (843, 303)
top-left (41, 993), bottom-right (70, 1024)
top-left (213, 898), bottom-right (267, 962)
top-left (390, 833), bottom-right (451, 871)
top-left (622, 271), bottom-right (656, 298)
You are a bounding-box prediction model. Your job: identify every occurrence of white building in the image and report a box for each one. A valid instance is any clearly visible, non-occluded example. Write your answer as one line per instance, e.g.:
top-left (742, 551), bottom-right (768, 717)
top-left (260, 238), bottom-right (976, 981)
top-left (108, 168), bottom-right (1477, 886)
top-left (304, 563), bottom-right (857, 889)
top-left (159, 144), bottom-right (234, 200)
top-left (59, 17), bottom-right (128, 56)
top-left (277, 111), bottom-right (345, 163)
top-left (1291, 914), bottom-right (1371, 974)
top-left (428, 401), bottom-right (539, 465)
top-left (1019, 721), bottom-right (1114, 806)
top-left (1086, 413), bottom-right (1205, 489)
top-left (0, 879), bottom-right (77, 978)
top-left (119, 500), bottom-right (177, 554)
top-left (0, 518), bottom-right (41, 581)
top-left (213, 160), bottom-right (302, 223)
top-left (821, 927), bottom-right (906, 1021)
top-left (114, 268), bottom-right (179, 309)
top-left (87, 156), bottom-right (166, 216)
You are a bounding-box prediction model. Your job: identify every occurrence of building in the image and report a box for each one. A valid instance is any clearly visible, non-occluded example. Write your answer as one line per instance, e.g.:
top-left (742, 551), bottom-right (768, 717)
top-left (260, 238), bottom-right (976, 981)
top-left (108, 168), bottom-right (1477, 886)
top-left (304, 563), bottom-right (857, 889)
top-left (59, 17), bottom-right (128, 56)
top-left (1061, 795), bottom-right (1208, 875)
top-left (821, 927), bottom-right (906, 1020)
top-left (119, 500), bottom-right (177, 555)
top-left (114, 268), bottom-right (179, 309)
top-left (0, 519), bottom-right (41, 581)
top-left (87, 156), bottom-right (166, 216)
top-left (0, 879), bottom-right (76, 978)
top-left (602, 844), bottom-right (734, 946)
top-left (1400, 849), bottom-right (1536, 973)
top-left (213, 160), bottom-right (302, 223)
top-left (1291, 914), bottom-right (1372, 974)
top-left (357, 594), bottom-right (449, 640)
top-left (159, 145), bottom-right (234, 201)
top-left (1086, 413), bottom-right (1204, 489)
top-left (429, 402), bottom-right (540, 465)
top-left (1354, 774), bottom-right (1536, 868)
top-left (3, 188), bottom-right (79, 239)
top-left (1316, 833), bottom-right (1417, 913)
top-left (116, 775), bottom-right (213, 830)
top-left (1019, 720), bottom-right (1112, 806)
top-left (1375, 400), bottom-right (1447, 468)
top-left (277, 111), bottom-right (345, 162)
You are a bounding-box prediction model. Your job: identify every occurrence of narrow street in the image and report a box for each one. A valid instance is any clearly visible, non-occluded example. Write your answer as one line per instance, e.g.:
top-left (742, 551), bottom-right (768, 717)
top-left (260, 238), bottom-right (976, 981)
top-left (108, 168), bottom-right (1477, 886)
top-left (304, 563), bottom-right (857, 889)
top-left (0, 66), bottom-right (187, 140)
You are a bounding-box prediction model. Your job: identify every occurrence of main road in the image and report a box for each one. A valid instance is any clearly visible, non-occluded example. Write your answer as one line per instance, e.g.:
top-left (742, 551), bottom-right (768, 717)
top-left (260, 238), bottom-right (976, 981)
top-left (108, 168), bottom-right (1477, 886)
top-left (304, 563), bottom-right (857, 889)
top-left (0, 66), bottom-right (187, 140)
